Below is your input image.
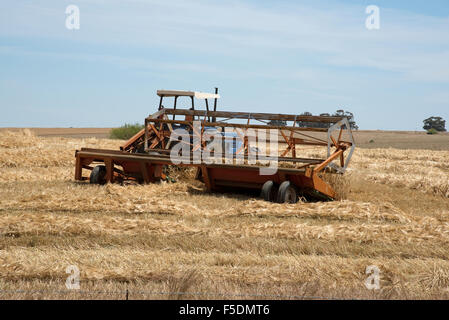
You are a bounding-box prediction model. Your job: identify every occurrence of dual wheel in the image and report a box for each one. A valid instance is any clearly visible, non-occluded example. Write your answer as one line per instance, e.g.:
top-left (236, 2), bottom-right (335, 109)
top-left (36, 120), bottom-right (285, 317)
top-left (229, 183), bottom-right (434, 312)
top-left (261, 180), bottom-right (298, 204)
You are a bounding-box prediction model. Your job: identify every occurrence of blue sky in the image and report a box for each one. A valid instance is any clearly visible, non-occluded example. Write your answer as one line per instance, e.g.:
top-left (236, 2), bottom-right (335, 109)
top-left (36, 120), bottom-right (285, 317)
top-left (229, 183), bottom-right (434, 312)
top-left (0, 0), bottom-right (448, 130)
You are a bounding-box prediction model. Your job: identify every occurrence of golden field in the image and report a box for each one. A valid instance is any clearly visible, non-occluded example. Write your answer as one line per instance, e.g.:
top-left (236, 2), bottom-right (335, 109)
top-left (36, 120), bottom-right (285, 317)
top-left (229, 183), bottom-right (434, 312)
top-left (0, 129), bottom-right (449, 299)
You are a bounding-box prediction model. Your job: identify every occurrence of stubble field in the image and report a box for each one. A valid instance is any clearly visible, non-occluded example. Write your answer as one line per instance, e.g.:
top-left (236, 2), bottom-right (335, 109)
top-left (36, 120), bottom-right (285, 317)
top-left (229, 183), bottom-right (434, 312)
top-left (0, 129), bottom-right (448, 299)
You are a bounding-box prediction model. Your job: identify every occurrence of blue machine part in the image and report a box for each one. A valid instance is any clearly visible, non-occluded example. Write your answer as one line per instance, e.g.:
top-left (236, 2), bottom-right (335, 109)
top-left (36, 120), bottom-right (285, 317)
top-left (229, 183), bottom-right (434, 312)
top-left (204, 128), bottom-right (243, 155)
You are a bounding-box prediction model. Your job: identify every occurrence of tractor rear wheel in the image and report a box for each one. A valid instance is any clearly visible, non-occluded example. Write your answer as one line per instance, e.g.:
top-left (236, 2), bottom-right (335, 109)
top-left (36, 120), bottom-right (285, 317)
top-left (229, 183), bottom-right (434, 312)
top-left (261, 180), bottom-right (278, 202)
top-left (90, 165), bottom-right (107, 185)
top-left (277, 181), bottom-right (297, 203)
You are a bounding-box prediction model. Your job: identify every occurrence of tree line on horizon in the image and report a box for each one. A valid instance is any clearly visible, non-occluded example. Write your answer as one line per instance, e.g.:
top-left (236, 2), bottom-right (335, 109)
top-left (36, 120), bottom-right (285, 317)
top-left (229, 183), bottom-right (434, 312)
top-left (269, 111), bottom-right (447, 134)
top-left (269, 109), bottom-right (358, 130)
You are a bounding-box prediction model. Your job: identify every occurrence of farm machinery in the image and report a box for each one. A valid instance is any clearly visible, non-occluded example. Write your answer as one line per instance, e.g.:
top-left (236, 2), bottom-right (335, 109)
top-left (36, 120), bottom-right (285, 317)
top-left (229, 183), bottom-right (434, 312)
top-left (75, 89), bottom-right (355, 203)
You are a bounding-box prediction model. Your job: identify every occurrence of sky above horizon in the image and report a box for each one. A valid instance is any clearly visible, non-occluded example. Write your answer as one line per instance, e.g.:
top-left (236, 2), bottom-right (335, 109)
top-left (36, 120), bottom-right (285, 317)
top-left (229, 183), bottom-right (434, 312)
top-left (0, 0), bottom-right (448, 130)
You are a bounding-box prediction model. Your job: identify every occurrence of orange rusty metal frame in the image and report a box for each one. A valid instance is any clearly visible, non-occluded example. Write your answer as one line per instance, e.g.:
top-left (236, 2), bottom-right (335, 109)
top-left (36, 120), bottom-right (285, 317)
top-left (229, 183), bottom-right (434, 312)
top-left (75, 91), bottom-right (355, 201)
top-left (75, 113), bottom-right (353, 200)
top-left (142, 108), bottom-right (348, 164)
top-left (75, 148), bottom-right (338, 199)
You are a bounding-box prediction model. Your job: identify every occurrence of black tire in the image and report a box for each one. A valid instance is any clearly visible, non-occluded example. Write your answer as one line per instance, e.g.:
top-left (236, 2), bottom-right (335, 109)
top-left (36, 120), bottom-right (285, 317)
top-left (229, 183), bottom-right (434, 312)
top-left (90, 165), bottom-right (107, 185)
top-left (277, 181), bottom-right (297, 203)
top-left (261, 180), bottom-right (278, 202)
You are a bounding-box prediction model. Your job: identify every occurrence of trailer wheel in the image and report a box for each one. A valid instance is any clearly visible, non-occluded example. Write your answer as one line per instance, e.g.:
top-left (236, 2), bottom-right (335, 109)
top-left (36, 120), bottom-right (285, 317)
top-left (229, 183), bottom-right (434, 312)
top-left (261, 180), bottom-right (278, 202)
top-left (277, 181), bottom-right (297, 203)
top-left (90, 165), bottom-right (107, 185)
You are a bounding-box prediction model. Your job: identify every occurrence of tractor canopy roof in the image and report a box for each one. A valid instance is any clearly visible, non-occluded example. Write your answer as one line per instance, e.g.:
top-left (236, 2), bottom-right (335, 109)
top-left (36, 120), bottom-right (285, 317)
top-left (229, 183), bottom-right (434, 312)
top-left (157, 90), bottom-right (220, 100)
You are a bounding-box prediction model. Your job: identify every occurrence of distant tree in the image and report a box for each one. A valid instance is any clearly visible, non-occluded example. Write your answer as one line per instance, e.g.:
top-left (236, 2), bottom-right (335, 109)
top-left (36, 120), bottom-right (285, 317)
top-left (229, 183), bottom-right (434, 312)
top-left (318, 113), bottom-right (331, 128)
top-left (296, 112), bottom-right (317, 128)
top-left (423, 116), bottom-right (446, 132)
top-left (296, 109), bottom-right (359, 130)
top-left (332, 109), bottom-right (358, 130)
top-left (268, 119), bottom-right (287, 126)
top-left (109, 123), bottom-right (144, 140)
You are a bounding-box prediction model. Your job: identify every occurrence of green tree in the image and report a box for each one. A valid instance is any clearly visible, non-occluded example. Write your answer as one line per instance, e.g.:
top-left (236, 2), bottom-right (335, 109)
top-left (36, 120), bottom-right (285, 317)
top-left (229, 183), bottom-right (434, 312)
top-left (297, 109), bottom-right (359, 130)
top-left (423, 116), bottom-right (446, 132)
top-left (333, 109), bottom-right (358, 130)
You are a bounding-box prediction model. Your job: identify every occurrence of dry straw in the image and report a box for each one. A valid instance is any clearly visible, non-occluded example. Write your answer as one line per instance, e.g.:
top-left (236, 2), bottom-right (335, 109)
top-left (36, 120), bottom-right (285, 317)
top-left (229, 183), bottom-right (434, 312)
top-left (1, 130), bottom-right (449, 299)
